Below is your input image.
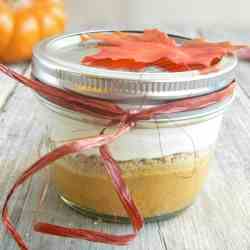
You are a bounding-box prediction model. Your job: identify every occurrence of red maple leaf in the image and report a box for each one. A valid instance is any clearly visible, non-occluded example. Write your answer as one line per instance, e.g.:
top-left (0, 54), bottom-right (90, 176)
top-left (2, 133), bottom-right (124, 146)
top-left (81, 29), bottom-right (245, 72)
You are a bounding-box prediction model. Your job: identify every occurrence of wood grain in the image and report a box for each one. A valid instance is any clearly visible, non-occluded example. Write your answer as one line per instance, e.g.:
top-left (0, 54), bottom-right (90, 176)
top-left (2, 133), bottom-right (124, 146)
top-left (0, 64), bottom-right (27, 111)
top-left (1, 29), bottom-right (250, 250)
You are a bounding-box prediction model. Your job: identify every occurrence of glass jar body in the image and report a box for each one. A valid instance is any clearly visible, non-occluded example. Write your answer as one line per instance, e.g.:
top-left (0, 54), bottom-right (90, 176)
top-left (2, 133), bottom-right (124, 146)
top-left (38, 97), bottom-right (225, 222)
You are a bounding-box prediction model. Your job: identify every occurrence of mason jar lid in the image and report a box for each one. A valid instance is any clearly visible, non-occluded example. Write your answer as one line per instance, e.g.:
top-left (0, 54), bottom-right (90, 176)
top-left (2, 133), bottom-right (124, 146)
top-left (32, 29), bottom-right (237, 101)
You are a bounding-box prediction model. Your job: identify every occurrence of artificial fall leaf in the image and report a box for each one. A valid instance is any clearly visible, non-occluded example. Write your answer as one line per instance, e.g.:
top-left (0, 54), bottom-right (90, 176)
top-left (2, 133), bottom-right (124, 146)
top-left (84, 58), bottom-right (147, 70)
top-left (81, 29), bottom-right (246, 72)
top-left (113, 29), bottom-right (177, 47)
top-left (81, 32), bottom-right (123, 46)
top-left (81, 29), bottom-right (177, 46)
top-left (83, 41), bottom-right (189, 64)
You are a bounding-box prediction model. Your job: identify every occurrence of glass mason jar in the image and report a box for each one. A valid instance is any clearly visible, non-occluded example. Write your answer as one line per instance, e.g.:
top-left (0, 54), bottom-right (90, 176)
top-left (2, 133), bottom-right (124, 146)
top-left (32, 30), bottom-right (237, 222)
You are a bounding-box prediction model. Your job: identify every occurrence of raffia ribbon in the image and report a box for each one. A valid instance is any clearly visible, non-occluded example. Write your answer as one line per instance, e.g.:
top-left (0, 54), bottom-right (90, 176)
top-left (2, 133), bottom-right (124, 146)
top-left (0, 64), bottom-right (235, 250)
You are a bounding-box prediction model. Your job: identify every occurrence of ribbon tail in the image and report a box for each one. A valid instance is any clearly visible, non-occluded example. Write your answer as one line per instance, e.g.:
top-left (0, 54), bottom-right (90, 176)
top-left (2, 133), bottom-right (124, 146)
top-left (2, 123), bottom-right (143, 249)
top-left (100, 145), bottom-right (144, 231)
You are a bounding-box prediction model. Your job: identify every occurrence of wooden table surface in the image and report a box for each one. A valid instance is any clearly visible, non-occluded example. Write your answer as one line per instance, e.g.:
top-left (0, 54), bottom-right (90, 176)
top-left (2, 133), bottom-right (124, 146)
top-left (0, 27), bottom-right (250, 250)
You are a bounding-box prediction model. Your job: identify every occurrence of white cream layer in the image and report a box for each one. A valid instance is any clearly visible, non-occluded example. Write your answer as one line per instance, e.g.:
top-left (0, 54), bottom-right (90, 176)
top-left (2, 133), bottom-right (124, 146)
top-left (40, 103), bottom-right (223, 161)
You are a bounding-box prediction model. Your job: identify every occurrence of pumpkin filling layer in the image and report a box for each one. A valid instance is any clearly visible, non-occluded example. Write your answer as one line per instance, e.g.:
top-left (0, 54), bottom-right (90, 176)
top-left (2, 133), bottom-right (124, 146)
top-left (51, 151), bottom-right (211, 219)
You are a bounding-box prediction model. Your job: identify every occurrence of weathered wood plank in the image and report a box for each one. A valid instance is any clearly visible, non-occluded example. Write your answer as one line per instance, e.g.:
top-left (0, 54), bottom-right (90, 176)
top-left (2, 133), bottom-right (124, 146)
top-left (0, 64), bottom-right (28, 111)
top-left (0, 65), bottom-right (46, 248)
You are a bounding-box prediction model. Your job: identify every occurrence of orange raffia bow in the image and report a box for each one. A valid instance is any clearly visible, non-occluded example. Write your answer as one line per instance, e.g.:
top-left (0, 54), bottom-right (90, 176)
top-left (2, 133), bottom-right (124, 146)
top-left (0, 64), bottom-right (235, 250)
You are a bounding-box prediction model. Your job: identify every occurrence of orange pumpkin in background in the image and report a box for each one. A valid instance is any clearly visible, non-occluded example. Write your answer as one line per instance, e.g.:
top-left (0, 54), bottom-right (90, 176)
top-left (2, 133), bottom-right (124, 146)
top-left (0, 0), bottom-right (66, 63)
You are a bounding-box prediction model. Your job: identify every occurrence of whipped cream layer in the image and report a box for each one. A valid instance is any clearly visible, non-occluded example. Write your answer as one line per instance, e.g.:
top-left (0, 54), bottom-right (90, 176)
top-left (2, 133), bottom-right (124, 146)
top-left (40, 103), bottom-right (223, 161)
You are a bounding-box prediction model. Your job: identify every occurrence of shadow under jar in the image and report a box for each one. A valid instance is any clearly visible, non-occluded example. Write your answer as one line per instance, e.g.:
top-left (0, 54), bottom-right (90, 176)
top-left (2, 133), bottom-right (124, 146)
top-left (32, 30), bottom-right (237, 223)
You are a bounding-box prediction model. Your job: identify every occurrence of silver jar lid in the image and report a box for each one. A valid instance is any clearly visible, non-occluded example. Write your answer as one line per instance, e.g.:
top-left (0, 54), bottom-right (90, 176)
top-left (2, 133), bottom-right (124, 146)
top-left (32, 29), bottom-right (237, 101)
